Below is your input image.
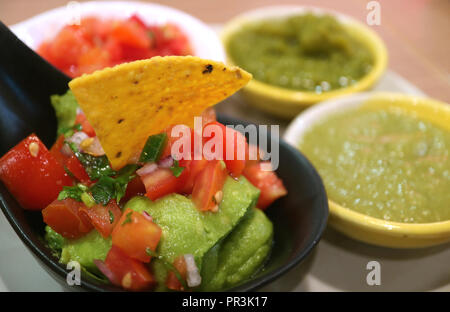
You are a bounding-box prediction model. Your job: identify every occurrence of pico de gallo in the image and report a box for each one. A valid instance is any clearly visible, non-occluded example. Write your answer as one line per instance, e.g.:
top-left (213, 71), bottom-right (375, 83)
top-left (0, 91), bottom-right (287, 291)
top-left (37, 15), bottom-right (193, 77)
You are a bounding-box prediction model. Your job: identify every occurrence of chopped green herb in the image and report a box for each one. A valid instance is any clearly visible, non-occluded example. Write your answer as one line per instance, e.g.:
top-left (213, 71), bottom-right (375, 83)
top-left (64, 165), bottom-right (75, 179)
top-left (145, 247), bottom-right (158, 257)
top-left (57, 183), bottom-right (88, 201)
top-left (68, 142), bottom-right (116, 180)
top-left (109, 210), bottom-right (114, 224)
top-left (89, 164), bottom-right (139, 205)
top-left (170, 159), bottom-right (185, 177)
top-left (81, 192), bottom-right (96, 208)
top-left (122, 211), bottom-right (133, 226)
top-left (139, 133), bottom-right (167, 163)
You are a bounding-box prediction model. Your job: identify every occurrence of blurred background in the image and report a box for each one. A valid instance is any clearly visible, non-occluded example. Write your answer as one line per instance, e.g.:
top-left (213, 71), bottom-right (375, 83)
top-left (1, 0), bottom-right (449, 103)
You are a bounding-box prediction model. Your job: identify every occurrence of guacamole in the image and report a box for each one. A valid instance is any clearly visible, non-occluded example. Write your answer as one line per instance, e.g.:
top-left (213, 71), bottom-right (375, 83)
top-left (299, 105), bottom-right (450, 223)
top-left (46, 176), bottom-right (273, 290)
top-left (227, 13), bottom-right (373, 92)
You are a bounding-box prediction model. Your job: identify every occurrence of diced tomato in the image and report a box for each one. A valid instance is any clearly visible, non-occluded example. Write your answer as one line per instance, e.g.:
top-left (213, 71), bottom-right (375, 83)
top-left (103, 37), bottom-right (123, 65)
top-left (42, 198), bottom-right (93, 238)
top-left (103, 245), bottom-right (155, 291)
top-left (75, 47), bottom-right (110, 75)
top-left (166, 255), bottom-right (187, 291)
top-left (243, 162), bottom-right (288, 209)
top-left (65, 155), bottom-right (91, 184)
top-left (200, 107), bottom-right (217, 127)
top-left (160, 125), bottom-right (195, 160)
top-left (79, 200), bottom-right (121, 238)
top-left (111, 208), bottom-right (162, 263)
top-left (75, 113), bottom-right (96, 137)
top-left (129, 15), bottom-right (148, 29)
top-left (79, 17), bottom-right (111, 42)
top-left (245, 144), bottom-right (263, 168)
top-left (141, 167), bottom-right (187, 201)
top-left (178, 158), bottom-right (208, 194)
top-left (47, 25), bottom-right (92, 70)
top-left (121, 176), bottom-right (146, 203)
top-left (203, 122), bottom-right (248, 177)
top-left (192, 160), bottom-right (227, 212)
top-left (50, 134), bottom-right (68, 166)
top-left (0, 134), bottom-right (73, 211)
top-left (111, 19), bottom-right (151, 49)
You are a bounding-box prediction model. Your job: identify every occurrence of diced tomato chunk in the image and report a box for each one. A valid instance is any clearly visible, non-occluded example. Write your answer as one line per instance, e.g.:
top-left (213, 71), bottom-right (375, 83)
top-left (141, 167), bottom-right (189, 201)
top-left (79, 200), bottom-right (121, 238)
top-left (121, 176), bottom-right (146, 203)
top-left (50, 134), bottom-right (68, 166)
top-left (166, 255), bottom-right (187, 291)
top-left (178, 158), bottom-right (208, 194)
top-left (103, 245), bottom-right (155, 291)
top-left (75, 113), bottom-right (96, 137)
top-left (111, 19), bottom-right (151, 49)
top-left (192, 160), bottom-right (227, 212)
top-left (203, 122), bottom-right (247, 177)
top-left (0, 134), bottom-right (73, 211)
top-left (111, 208), bottom-right (162, 263)
top-left (65, 155), bottom-right (91, 184)
top-left (42, 198), bottom-right (93, 238)
top-left (243, 162), bottom-right (287, 209)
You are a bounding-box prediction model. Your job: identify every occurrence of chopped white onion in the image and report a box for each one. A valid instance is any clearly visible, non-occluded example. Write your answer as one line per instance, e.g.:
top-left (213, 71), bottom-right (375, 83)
top-left (136, 162), bottom-right (158, 176)
top-left (83, 136), bottom-right (105, 156)
top-left (184, 254), bottom-right (202, 287)
top-left (60, 143), bottom-right (73, 157)
top-left (67, 131), bottom-right (89, 148)
top-left (158, 156), bottom-right (174, 168)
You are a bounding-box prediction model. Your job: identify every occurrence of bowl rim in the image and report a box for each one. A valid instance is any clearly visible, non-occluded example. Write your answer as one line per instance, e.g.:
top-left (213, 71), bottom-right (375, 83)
top-left (9, 0), bottom-right (225, 62)
top-left (284, 91), bottom-right (450, 237)
top-left (0, 114), bottom-right (329, 292)
top-left (220, 5), bottom-right (388, 105)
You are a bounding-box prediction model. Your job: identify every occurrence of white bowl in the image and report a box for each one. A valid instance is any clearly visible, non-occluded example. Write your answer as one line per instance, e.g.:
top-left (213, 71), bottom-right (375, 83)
top-left (10, 1), bottom-right (225, 62)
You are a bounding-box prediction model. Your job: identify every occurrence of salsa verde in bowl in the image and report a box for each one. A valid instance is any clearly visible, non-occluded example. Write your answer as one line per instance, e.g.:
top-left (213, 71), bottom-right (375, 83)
top-left (285, 92), bottom-right (450, 248)
top-left (221, 6), bottom-right (387, 118)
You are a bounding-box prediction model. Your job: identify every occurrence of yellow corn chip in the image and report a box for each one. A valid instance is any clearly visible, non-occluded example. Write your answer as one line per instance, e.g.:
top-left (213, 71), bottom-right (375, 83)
top-left (68, 56), bottom-right (251, 170)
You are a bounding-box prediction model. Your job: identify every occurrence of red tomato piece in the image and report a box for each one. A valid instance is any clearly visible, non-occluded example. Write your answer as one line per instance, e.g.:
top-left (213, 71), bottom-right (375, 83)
top-left (203, 122), bottom-right (248, 177)
top-left (65, 155), bottom-right (91, 184)
top-left (192, 160), bottom-right (227, 212)
top-left (0, 134), bottom-right (73, 211)
top-left (243, 162), bottom-right (287, 209)
top-left (111, 19), bottom-right (151, 49)
top-left (111, 208), bottom-right (162, 263)
top-left (121, 176), bottom-right (146, 203)
top-left (245, 143), bottom-right (263, 168)
top-left (141, 167), bottom-right (187, 201)
top-left (103, 245), bottom-right (155, 291)
top-left (75, 47), bottom-right (111, 75)
top-left (160, 125), bottom-right (195, 160)
top-left (49, 134), bottom-right (68, 166)
top-left (166, 255), bottom-right (187, 291)
top-left (42, 198), bottom-right (93, 238)
top-left (79, 200), bottom-right (121, 238)
top-left (178, 158), bottom-right (208, 194)
top-left (75, 113), bottom-right (96, 137)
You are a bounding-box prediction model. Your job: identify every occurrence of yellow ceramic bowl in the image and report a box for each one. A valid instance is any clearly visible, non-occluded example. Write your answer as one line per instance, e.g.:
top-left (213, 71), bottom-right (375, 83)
top-left (284, 92), bottom-right (450, 248)
top-left (221, 6), bottom-right (388, 119)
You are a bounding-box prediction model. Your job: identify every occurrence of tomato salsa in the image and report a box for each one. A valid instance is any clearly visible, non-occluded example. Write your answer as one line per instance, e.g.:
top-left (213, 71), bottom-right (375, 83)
top-left (0, 91), bottom-right (286, 291)
top-left (37, 15), bottom-right (193, 77)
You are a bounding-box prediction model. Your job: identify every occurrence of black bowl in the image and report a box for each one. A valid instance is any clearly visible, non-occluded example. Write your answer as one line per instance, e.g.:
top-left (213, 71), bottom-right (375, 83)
top-left (0, 113), bottom-right (328, 291)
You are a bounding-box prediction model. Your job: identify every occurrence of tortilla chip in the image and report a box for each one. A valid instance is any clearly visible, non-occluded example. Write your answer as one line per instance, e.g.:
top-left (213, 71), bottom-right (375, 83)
top-left (68, 56), bottom-right (251, 170)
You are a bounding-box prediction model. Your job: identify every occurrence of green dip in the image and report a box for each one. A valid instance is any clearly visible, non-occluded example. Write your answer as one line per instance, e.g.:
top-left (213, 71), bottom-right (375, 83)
top-left (227, 13), bottom-right (373, 92)
top-left (299, 106), bottom-right (450, 223)
top-left (46, 176), bottom-right (273, 290)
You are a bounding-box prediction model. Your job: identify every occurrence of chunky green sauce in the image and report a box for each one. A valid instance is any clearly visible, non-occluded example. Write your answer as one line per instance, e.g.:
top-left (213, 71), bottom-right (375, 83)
top-left (227, 13), bottom-right (373, 92)
top-left (299, 106), bottom-right (450, 223)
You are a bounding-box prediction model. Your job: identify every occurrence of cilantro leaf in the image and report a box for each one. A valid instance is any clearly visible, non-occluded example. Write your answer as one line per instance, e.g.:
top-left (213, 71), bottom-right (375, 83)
top-left (170, 160), bottom-right (185, 177)
top-left (68, 142), bottom-right (116, 180)
top-left (89, 164), bottom-right (139, 205)
top-left (57, 183), bottom-right (89, 202)
top-left (108, 210), bottom-right (114, 224)
top-left (139, 133), bottom-right (167, 163)
top-left (122, 211), bottom-right (133, 226)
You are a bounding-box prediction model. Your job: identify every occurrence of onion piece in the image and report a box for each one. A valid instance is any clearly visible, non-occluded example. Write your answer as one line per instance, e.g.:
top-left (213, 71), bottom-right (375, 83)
top-left (142, 211), bottom-right (153, 222)
top-left (67, 131), bottom-right (89, 148)
top-left (158, 156), bottom-right (174, 168)
top-left (93, 259), bottom-right (118, 285)
top-left (82, 136), bottom-right (105, 156)
top-left (136, 162), bottom-right (158, 176)
top-left (184, 254), bottom-right (201, 287)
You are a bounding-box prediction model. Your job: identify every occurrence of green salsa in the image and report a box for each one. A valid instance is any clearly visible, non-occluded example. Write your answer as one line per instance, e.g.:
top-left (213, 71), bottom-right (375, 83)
top-left (227, 13), bottom-right (373, 92)
top-left (299, 106), bottom-right (450, 223)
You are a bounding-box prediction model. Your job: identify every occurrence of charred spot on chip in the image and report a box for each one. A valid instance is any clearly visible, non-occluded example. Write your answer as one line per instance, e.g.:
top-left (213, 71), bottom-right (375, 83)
top-left (118, 118), bottom-right (124, 124)
top-left (235, 70), bottom-right (242, 79)
top-left (223, 67), bottom-right (226, 71)
top-left (116, 151), bottom-right (122, 158)
top-left (133, 80), bottom-right (139, 85)
top-left (202, 64), bottom-right (213, 74)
